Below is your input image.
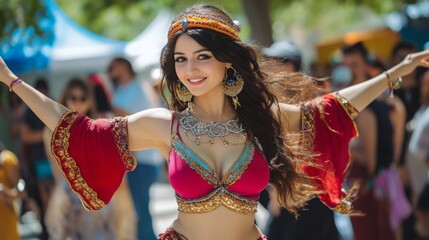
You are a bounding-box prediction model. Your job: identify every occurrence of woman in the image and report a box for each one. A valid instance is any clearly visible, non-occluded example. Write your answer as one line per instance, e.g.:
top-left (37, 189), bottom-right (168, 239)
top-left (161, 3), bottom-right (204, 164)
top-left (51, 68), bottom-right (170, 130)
top-left (348, 56), bottom-right (408, 240)
top-left (42, 78), bottom-right (135, 240)
top-left (1, 4), bottom-right (429, 240)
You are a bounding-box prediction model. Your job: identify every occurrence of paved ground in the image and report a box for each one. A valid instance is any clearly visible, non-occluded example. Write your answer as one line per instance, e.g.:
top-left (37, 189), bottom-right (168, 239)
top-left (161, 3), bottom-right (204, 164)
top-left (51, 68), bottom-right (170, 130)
top-left (20, 182), bottom-right (354, 239)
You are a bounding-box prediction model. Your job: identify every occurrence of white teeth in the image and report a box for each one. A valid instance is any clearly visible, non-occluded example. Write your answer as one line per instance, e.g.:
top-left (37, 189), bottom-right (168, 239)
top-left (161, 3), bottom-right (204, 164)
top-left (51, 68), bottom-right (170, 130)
top-left (189, 78), bottom-right (205, 83)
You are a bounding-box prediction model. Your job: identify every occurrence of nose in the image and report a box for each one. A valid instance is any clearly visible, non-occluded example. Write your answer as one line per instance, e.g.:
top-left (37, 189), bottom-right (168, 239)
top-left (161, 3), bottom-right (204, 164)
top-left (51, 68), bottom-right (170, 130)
top-left (186, 60), bottom-right (199, 76)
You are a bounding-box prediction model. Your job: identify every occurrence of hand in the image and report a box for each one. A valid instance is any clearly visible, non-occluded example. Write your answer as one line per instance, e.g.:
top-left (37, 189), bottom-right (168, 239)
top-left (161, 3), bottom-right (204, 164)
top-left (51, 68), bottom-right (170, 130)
top-left (0, 56), bottom-right (18, 85)
top-left (396, 50), bottom-right (429, 77)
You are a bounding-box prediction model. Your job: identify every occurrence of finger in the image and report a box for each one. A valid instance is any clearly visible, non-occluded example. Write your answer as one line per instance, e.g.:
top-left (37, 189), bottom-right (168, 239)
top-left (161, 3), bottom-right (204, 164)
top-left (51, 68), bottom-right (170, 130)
top-left (421, 58), bottom-right (429, 68)
top-left (414, 49), bottom-right (429, 59)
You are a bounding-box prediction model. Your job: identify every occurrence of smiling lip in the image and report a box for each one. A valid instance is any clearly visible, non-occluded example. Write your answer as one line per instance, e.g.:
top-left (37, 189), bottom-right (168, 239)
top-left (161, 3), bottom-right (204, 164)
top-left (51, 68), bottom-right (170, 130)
top-left (188, 77), bottom-right (206, 85)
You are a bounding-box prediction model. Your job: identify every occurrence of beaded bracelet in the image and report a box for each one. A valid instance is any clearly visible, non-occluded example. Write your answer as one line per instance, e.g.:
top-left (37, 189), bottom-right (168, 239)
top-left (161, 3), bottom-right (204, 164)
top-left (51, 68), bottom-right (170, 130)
top-left (9, 78), bottom-right (23, 92)
top-left (384, 71), bottom-right (403, 97)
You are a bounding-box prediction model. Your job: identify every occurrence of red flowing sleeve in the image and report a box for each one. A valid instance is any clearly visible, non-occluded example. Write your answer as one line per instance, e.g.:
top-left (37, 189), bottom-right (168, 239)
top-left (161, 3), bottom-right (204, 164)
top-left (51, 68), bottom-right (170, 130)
top-left (50, 111), bottom-right (137, 211)
top-left (300, 93), bottom-right (358, 213)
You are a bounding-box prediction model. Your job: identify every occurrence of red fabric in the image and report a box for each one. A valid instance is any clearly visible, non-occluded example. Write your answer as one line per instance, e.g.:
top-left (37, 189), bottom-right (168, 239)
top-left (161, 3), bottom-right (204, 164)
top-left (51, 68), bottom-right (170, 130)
top-left (348, 162), bottom-right (395, 240)
top-left (302, 94), bottom-right (358, 209)
top-left (51, 112), bottom-right (135, 211)
top-left (169, 148), bottom-right (269, 200)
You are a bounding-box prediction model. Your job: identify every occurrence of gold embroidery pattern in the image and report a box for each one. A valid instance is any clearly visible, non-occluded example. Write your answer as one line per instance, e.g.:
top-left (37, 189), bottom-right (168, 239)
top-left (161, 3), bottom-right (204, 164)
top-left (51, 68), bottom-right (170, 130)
top-left (300, 95), bottom-right (356, 214)
top-left (330, 198), bottom-right (352, 214)
top-left (222, 142), bottom-right (255, 186)
top-left (171, 134), bottom-right (259, 214)
top-left (111, 117), bottom-right (137, 171)
top-left (171, 134), bottom-right (219, 185)
top-left (50, 112), bottom-right (106, 211)
top-left (300, 101), bottom-right (316, 149)
top-left (333, 92), bottom-right (359, 120)
top-left (176, 187), bottom-right (257, 214)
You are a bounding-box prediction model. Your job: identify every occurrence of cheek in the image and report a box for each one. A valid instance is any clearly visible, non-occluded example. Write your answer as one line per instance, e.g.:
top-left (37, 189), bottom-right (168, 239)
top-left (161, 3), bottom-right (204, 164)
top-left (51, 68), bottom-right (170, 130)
top-left (66, 100), bottom-right (74, 108)
top-left (175, 64), bottom-right (186, 81)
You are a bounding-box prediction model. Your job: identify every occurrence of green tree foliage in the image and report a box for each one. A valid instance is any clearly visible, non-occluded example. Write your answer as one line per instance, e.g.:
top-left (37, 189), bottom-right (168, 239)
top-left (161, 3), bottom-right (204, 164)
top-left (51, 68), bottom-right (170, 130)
top-left (0, 0), bottom-right (418, 44)
top-left (56, 0), bottom-right (243, 40)
top-left (0, 0), bottom-right (51, 43)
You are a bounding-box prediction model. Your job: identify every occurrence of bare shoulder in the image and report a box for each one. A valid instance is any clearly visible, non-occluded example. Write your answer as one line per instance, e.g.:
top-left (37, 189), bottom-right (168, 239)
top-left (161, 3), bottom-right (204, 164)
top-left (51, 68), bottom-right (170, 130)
top-left (127, 108), bottom-right (173, 151)
top-left (277, 103), bottom-right (300, 132)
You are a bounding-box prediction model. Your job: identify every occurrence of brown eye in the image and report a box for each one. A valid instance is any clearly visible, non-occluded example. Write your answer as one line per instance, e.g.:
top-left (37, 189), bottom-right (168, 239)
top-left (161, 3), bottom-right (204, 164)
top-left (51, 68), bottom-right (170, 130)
top-left (197, 54), bottom-right (211, 60)
top-left (175, 57), bottom-right (186, 62)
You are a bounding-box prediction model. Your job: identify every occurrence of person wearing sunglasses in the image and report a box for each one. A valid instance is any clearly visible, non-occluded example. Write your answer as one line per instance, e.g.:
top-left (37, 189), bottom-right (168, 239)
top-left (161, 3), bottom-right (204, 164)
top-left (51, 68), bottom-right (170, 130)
top-left (1, 4), bottom-right (429, 239)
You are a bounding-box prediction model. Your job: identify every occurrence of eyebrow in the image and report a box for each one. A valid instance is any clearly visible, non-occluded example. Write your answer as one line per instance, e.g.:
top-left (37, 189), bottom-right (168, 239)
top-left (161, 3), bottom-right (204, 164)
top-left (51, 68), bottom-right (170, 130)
top-left (174, 48), bottom-right (210, 55)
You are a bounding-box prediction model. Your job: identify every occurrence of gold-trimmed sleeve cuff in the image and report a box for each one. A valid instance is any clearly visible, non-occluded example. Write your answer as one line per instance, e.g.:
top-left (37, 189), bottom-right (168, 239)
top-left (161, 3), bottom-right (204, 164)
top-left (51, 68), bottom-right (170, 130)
top-left (50, 112), bottom-right (135, 211)
top-left (333, 92), bottom-right (359, 120)
top-left (299, 94), bottom-right (358, 213)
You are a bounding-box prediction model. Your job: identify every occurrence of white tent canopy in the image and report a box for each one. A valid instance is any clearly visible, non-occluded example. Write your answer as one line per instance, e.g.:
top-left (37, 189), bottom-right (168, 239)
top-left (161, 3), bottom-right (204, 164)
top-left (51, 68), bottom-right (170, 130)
top-left (125, 11), bottom-right (173, 72)
top-left (47, 0), bottom-right (125, 74)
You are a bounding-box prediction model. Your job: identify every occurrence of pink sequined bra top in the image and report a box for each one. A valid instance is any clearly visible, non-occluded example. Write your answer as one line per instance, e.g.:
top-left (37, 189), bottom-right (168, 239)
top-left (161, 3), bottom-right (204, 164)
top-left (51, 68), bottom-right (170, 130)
top-left (169, 114), bottom-right (270, 214)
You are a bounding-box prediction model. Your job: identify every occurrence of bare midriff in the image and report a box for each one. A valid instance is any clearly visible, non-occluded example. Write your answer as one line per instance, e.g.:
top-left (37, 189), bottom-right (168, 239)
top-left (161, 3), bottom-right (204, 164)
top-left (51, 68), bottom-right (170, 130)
top-left (170, 206), bottom-right (262, 240)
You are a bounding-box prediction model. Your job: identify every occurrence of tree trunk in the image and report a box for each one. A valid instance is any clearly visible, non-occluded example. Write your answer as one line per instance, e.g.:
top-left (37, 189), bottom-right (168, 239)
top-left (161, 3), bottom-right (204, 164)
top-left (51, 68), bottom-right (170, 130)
top-left (241, 0), bottom-right (273, 47)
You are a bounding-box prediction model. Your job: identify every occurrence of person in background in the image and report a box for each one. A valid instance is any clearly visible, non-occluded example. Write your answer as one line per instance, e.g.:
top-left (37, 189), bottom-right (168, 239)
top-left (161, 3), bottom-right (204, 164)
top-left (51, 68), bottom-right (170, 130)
top-left (342, 42), bottom-right (369, 85)
top-left (407, 67), bottom-right (429, 204)
top-left (8, 91), bottom-right (25, 155)
top-left (43, 78), bottom-right (115, 240)
top-left (330, 65), bottom-right (352, 92)
top-left (19, 78), bottom-right (52, 240)
top-left (390, 41), bottom-right (421, 240)
top-left (1, 4), bottom-right (428, 239)
top-left (263, 40), bottom-right (340, 240)
top-left (392, 41), bottom-right (420, 123)
top-left (88, 73), bottom-right (113, 118)
top-left (367, 58), bottom-right (406, 166)
top-left (0, 140), bottom-right (23, 240)
top-left (344, 43), bottom-right (398, 240)
top-left (108, 58), bottom-right (163, 240)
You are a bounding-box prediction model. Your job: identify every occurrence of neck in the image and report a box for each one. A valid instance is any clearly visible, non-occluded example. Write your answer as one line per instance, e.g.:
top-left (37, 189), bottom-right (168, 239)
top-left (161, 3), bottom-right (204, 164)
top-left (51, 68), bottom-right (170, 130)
top-left (192, 91), bottom-right (236, 122)
top-left (119, 74), bottom-right (134, 86)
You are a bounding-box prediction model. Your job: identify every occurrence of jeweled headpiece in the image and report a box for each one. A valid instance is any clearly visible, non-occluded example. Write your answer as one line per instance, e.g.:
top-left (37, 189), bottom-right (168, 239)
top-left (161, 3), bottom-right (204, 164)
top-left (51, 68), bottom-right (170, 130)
top-left (167, 15), bottom-right (240, 41)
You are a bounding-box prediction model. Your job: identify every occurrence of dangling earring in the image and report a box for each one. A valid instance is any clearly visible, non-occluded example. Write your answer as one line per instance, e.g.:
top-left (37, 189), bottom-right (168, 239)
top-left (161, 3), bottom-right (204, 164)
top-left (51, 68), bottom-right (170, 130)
top-left (222, 66), bottom-right (244, 109)
top-left (175, 81), bottom-right (193, 112)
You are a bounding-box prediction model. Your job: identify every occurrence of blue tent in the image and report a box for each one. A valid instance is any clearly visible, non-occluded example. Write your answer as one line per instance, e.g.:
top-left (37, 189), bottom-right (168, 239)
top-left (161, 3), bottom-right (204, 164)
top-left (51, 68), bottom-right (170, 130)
top-left (0, 0), bottom-right (125, 74)
top-left (0, 2), bottom-right (54, 74)
top-left (47, 0), bottom-right (126, 74)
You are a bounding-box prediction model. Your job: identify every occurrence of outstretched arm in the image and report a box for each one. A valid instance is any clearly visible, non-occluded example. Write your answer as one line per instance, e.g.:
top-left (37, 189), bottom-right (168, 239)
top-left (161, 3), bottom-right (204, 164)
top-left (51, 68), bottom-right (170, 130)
top-left (339, 50), bottom-right (429, 111)
top-left (1, 57), bottom-right (172, 211)
top-left (0, 57), bottom-right (171, 153)
top-left (278, 50), bottom-right (429, 133)
top-left (275, 50), bottom-right (429, 213)
top-left (0, 57), bottom-right (68, 131)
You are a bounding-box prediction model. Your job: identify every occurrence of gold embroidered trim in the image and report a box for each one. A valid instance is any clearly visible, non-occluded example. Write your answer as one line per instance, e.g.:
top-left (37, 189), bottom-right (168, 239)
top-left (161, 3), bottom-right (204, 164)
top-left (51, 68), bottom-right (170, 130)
top-left (300, 95), bottom-right (358, 214)
top-left (333, 92), bottom-right (359, 120)
top-left (168, 15), bottom-right (240, 41)
top-left (300, 101), bottom-right (316, 150)
top-left (330, 197), bottom-right (352, 214)
top-left (111, 117), bottom-right (137, 172)
top-left (222, 142), bottom-right (255, 186)
top-left (176, 187), bottom-right (257, 214)
top-left (171, 134), bottom-right (219, 185)
top-left (50, 112), bottom-right (106, 211)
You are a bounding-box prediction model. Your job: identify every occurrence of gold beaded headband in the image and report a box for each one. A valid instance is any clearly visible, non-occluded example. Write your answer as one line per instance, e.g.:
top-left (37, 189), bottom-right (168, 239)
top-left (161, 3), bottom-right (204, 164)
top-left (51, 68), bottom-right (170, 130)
top-left (167, 15), bottom-right (240, 41)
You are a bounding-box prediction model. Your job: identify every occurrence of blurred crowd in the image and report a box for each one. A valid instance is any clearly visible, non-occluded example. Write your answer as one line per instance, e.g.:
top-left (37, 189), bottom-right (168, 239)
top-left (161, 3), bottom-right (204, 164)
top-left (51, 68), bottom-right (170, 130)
top-left (0, 58), bottom-right (164, 240)
top-left (260, 39), bottom-right (429, 240)
top-left (0, 38), bottom-right (428, 240)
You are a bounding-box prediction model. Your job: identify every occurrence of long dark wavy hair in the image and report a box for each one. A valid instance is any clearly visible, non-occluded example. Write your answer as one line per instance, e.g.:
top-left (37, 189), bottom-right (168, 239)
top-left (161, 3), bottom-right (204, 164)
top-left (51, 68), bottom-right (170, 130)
top-left (160, 4), bottom-right (318, 213)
